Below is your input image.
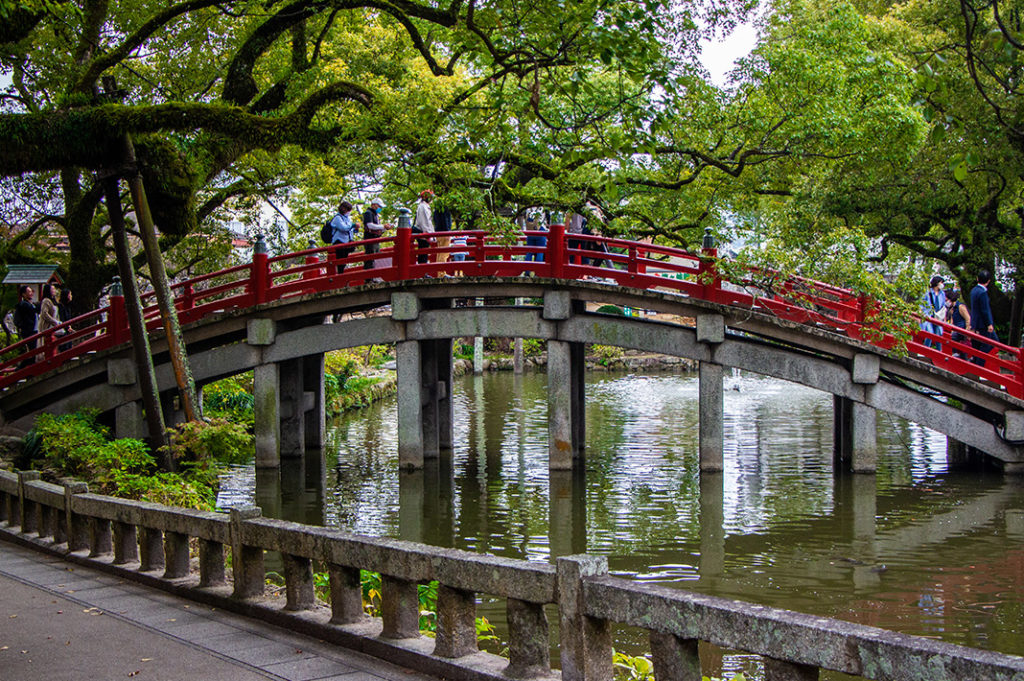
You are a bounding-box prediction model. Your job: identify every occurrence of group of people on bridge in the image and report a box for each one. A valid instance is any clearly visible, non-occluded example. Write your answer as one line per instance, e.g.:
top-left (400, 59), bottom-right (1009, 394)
top-left (921, 269), bottom-right (1002, 366)
top-left (6, 282), bottom-right (74, 367)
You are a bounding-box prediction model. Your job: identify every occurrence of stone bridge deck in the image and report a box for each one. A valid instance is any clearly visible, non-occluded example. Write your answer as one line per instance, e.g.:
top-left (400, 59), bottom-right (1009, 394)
top-left (0, 539), bottom-right (437, 681)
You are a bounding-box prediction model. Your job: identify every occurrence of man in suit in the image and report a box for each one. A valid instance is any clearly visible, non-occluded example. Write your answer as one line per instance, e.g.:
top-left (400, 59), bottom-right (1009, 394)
top-left (969, 269), bottom-right (999, 366)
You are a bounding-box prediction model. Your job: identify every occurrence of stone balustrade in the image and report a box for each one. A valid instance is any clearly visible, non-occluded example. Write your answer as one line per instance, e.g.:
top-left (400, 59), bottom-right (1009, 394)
top-left (2, 469), bottom-right (1023, 681)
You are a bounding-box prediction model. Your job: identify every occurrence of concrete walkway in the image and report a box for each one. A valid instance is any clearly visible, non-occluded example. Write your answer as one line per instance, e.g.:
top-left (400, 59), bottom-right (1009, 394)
top-left (0, 540), bottom-right (438, 681)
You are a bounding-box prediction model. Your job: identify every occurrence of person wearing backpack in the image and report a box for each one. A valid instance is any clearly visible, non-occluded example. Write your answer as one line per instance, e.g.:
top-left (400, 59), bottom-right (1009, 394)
top-left (328, 201), bottom-right (358, 274)
top-left (361, 198), bottom-right (391, 273)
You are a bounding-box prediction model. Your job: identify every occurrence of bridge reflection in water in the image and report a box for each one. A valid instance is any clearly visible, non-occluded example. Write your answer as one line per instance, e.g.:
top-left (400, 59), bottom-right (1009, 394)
top-left (220, 370), bottom-right (1024, 668)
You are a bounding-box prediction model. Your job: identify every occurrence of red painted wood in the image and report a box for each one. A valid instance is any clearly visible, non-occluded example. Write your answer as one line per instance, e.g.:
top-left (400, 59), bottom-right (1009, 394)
top-left (2, 231), bottom-right (1021, 400)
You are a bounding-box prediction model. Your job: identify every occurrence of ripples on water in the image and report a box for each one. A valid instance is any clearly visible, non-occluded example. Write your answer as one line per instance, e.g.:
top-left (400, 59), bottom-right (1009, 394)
top-left (218, 370), bottom-right (1024, 665)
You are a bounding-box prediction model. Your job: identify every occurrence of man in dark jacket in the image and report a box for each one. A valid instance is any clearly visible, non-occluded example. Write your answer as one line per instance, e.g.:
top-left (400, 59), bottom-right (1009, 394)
top-left (13, 285), bottom-right (38, 367)
top-left (969, 269), bottom-right (999, 366)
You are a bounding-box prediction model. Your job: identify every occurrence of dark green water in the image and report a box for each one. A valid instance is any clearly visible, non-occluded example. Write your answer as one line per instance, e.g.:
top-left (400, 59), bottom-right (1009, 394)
top-left (218, 370), bottom-right (1024, 675)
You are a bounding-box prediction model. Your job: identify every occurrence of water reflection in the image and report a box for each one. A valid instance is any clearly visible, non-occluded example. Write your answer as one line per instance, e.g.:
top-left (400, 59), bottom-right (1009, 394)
top-left (217, 370), bottom-right (1024, 658)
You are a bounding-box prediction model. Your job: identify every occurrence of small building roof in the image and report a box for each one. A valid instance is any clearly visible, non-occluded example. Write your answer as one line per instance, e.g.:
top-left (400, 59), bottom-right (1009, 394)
top-left (2, 264), bottom-right (62, 285)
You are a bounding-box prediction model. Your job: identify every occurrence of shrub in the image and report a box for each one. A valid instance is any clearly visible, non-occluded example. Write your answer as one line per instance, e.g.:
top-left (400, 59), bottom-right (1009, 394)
top-left (203, 373), bottom-right (255, 430)
top-left (521, 338), bottom-right (545, 357)
top-left (29, 410), bottom-right (215, 509)
top-left (596, 304), bottom-right (626, 315)
top-left (590, 344), bottom-right (624, 365)
top-left (161, 418), bottom-right (253, 467)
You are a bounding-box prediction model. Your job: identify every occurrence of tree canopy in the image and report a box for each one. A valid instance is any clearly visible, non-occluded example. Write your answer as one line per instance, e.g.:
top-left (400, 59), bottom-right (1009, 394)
top-left (1, 0), bottom-right (1020, 340)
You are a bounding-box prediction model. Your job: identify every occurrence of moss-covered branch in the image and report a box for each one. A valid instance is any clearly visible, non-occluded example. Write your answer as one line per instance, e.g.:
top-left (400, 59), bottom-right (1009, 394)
top-left (0, 81), bottom-right (373, 176)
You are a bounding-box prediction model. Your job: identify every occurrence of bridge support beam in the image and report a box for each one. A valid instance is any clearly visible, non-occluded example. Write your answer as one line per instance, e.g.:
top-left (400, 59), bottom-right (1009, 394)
top-left (547, 339), bottom-right (585, 469)
top-left (279, 358), bottom-right (305, 457)
top-left (304, 354), bottom-right (325, 450)
top-left (833, 396), bottom-right (877, 473)
top-left (395, 294), bottom-right (454, 469)
top-left (254, 362), bottom-right (281, 468)
top-left (698, 361), bottom-right (724, 472)
top-left (697, 315), bottom-right (725, 472)
top-left (114, 402), bottom-right (145, 440)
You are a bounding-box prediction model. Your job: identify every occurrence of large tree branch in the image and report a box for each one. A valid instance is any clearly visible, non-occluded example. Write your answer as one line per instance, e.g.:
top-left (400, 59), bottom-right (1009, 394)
top-left (73, 0), bottom-right (232, 95)
top-left (0, 81), bottom-right (373, 176)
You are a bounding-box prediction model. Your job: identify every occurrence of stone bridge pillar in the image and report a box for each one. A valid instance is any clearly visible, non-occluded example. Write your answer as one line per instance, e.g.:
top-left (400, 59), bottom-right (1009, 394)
top-left (394, 294), bottom-right (454, 469)
top-left (697, 315), bottom-right (725, 472)
top-left (279, 354), bottom-right (325, 456)
top-left (249, 318), bottom-right (325, 468)
top-left (834, 354), bottom-right (880, 473)
top-left (250, 319), bottom-right (280, 468)
top-left (545, 291), bottom-right (585, 469)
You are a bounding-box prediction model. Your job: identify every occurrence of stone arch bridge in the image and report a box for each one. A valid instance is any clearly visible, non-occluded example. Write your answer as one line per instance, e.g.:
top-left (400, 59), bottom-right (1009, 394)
top-left (1, 227), bottom-right (1022, 474)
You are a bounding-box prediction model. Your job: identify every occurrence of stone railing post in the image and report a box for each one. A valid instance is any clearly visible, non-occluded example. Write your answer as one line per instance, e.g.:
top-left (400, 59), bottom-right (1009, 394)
top-left (199, 538), bottom-right (226, 587)
top-left (328, 564), bottom-right (365, 624)
top-left (556, 555), bottom-right (613, 681)
top-left (650, 632), bottom-right (701, 681)
top-left (433, 584), bottom-right (477, 658)
top-left (380, 574), bottom-right (420, 639)
top-left (231, 506), bottom-right (265, 599)
top-left (17, 470), bottom-right (40, 535)
top-left (282, 553), bottom-right (315, 611)
top-left (89, 517), bottom-right (113, 557)
top-left (112, 521), bottom-right (139, 565)
top-left (164, 531), bottom-right (190, 579)
top-left (63, 481), bottom-right (89, 551)
top-left (505, 598), bottom-right (550, 678)
top-left (139, 528), bottom-right (165, 572)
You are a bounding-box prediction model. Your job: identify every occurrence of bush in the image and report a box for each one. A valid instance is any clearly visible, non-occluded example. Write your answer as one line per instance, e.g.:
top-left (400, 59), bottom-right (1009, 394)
top-left (590, 344), bottom-right (624, 365)
top-left (596, 304), bottom-right (626, 315)
top-left (161, 418), bottom-right (253, 467)
top-left (29, 410), bottom-right (216, 509)
top-left (203, 373), bottom-right (255, 430)
top-left (521, 338), bottom-right (545, 357)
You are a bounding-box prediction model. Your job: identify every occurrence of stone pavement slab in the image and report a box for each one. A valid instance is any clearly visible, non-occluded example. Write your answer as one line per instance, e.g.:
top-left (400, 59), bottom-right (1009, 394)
top-left (0, 540), bottom-right (439, 681)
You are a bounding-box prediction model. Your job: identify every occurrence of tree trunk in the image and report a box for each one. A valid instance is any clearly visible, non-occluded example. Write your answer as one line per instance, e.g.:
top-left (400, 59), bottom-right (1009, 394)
top-left (120, 135), bottom-right (200, 423)
top-left (102, 175), bottom-right (170, 461)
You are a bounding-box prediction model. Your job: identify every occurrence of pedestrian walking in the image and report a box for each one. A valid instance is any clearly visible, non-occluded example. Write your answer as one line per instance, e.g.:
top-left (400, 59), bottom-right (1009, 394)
top-left (361, 198), bottom-right (391, 273)
top-left (13, 284), bottom-right (39, 367)
top-left (414, 190), bottom-right (435, 267)
top-left (947, 289), bottom-right (971, 359)
top-left (920, 275), bottom-right (946, 350)
top-left (969, 269), bottom-right (999, 366)
top-left (329, 200), bottom-right (359, 274)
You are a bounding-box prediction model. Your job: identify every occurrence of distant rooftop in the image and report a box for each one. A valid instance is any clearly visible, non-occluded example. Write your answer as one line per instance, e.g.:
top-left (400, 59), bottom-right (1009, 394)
top-left (2, 264), bottom-right (62, 285)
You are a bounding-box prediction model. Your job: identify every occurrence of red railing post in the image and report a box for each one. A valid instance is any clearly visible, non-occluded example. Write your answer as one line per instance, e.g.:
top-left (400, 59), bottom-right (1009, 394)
top-left (396, 208), bottom-right (413, 280)
top-left (699, 227), bottom-right (720, 302)
top-left (303, 239), bottom-right (322, 291)
top-left (548, 218), bottom-right (566, 279)
top-left (628, 245), bottom-right (639, 282)
top-left (179, 282), bottom-right (194, 313)
top-left (251, 233), bottom-right (270, 304)
top-left (473, 230), bottom-right (486, 274)
top-left (108, 276), bottom-right (127, 345)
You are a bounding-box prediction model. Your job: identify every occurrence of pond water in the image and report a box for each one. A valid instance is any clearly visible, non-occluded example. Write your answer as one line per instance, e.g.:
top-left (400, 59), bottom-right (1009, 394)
top-left (217, 369), bottom-right (1024, 676)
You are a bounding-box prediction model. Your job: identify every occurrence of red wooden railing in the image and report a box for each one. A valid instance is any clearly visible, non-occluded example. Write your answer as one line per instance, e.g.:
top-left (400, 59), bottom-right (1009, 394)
top-left (3, 224), bottom-right (1022, 398)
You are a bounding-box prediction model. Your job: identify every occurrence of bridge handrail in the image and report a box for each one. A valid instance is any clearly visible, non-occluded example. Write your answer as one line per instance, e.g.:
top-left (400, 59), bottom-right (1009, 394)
top-left (2, 470), bottom-right (1023, 681)
top-left (2, 224), bottom-right (1022, 398)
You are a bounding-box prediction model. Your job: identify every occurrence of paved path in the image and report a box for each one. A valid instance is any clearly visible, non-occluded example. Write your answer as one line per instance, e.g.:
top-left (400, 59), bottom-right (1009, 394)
top-left (0, 540), bottom-right (437, 681)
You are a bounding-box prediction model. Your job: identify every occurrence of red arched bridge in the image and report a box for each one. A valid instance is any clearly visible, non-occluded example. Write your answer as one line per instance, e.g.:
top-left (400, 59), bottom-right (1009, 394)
top-left (2, 223), bottom-right (1023, 472)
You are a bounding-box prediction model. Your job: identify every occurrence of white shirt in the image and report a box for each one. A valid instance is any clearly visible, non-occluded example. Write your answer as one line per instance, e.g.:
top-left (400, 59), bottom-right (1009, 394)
top-left (415, 200), bottom-right (434, 233)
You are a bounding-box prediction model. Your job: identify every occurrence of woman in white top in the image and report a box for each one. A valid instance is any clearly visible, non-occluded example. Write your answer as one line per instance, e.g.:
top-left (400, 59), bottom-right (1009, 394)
top-left (414, 190), bottom-right (434, 266)
top-left (37, 283), bottom-right (61, 334)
